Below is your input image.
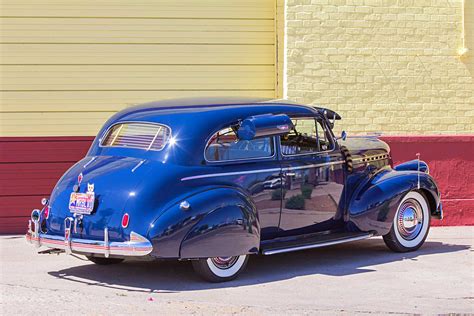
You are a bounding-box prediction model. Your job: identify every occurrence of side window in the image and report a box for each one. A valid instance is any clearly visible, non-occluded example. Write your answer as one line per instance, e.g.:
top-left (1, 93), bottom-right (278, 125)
top-left (280, 118), bottom-right (333, 155)
top-left (316, 120), bottom-right (332, 151)
top-left (205, 127), bottom-right (274, 162)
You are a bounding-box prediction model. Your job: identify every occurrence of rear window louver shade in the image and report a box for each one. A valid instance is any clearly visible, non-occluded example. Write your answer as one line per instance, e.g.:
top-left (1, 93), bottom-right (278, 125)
top-left (101, 123), bottom-right (171, 151)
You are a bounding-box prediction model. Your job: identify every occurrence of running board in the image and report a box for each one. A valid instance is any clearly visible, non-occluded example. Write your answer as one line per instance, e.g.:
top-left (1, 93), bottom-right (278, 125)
top-left (262, 233), bottom-right (373, 256)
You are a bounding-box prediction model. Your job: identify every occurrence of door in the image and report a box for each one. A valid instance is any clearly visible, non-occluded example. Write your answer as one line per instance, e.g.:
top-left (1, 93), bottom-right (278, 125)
top-left (278, 117), bottom-right (345, 236)
top-left (204, 127), bottom-right (282, 240)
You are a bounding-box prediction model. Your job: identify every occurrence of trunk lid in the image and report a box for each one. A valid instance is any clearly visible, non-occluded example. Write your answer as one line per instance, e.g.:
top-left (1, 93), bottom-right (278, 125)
top-left (47, 156), bottom-right (151, 242)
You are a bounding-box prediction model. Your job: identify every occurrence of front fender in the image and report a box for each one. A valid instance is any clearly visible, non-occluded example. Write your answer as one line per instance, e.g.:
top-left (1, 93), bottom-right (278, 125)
top-left (348, 168), bottom-right (439, 235)
top-left (394, 159), bottom-right (429, 173)
top-left (147, 187), bottom-right (259, 258)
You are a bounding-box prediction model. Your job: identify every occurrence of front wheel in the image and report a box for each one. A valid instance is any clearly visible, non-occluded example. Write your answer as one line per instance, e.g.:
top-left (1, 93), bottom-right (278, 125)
top-left (383, 191), bottom-right (431, 252)
top-left (192, 255), bottom-right (249, 282)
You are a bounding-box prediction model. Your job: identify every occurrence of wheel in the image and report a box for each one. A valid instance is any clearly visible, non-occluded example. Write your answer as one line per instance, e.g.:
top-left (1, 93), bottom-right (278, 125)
top-left (87, 256), bottom-right (124, 265)
top-left (191, 255), bottom-right (249, 282)
top-left (383, 191), bottom-right (431, 252)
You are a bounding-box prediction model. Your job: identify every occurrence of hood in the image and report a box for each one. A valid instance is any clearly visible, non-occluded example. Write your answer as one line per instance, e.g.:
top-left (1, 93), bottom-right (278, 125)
top-left (338, 137), bottom-right (390, 158)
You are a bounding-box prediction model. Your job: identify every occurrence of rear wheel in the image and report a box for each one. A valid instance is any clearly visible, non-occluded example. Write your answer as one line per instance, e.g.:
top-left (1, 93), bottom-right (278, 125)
top-left (383, 191), bottom-right (430, 252)
top-left (192, 255), bottom-right (249, 282)
top-left (87, 256), bottom-right (124, 265)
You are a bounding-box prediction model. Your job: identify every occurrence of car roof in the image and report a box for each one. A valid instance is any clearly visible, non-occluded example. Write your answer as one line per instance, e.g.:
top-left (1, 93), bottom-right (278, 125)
top-left (91, 97), bottom-right (340, 164)
top-left (109, 97), bottom-right (339, 121)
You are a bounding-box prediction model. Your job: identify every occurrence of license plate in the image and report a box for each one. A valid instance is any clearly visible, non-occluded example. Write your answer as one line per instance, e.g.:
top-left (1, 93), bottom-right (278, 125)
top-left (69, 192), bottom-right (95, 214)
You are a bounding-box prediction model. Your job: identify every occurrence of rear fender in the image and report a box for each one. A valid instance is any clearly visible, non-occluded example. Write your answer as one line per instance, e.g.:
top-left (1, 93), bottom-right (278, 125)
top-left (180, 204), bottom-right (259, 259)
top-left (348, 169), bottom-right (439, 235)
top-left (147, 187), bottom-right (259, 258)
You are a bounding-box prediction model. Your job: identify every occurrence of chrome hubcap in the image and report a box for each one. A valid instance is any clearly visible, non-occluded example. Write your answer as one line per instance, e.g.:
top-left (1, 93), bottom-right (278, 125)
top-left (397, 198), bottom-right (423, 240)
top-left (210, 256), bottom-right (239, 269)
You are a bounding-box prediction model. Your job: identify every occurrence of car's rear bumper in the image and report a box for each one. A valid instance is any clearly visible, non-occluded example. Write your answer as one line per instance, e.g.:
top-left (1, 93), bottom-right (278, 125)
top-left (26, 220), bottom-right (153, 257)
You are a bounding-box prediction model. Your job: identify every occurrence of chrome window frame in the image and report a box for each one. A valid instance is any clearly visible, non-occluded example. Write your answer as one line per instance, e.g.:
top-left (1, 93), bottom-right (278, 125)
top-left (279, 116), bottom-right (336, 157)
top-left (99, 121), bottom-right (172, 152)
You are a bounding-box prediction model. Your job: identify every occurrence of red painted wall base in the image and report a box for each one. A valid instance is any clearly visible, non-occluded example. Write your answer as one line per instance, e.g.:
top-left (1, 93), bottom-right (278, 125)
top-left (0, 137), bottom-right (94, 234)
top-left (1, 135), bottom-right (473, 234)
top-left (381, 135), bottom-right (474, 227)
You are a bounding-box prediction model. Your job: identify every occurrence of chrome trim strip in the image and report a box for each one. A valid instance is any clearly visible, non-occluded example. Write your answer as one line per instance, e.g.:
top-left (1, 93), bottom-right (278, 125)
top-left (83, 156), bottom-right (97, 169)
top-left (181, 167), bottom-right (282, 181)
top-left (284, 161), bottom-right (344, 171)
top-left (131, 160), bottom-right (145, 173)
top-left (262, 233), bottom-right (373, 255)
top-left (26, 231), bottom-right (153, 257)
top-left (352, 154), bottom-right (389, 164)
top-left (181, 160), bottom-right (345, 181)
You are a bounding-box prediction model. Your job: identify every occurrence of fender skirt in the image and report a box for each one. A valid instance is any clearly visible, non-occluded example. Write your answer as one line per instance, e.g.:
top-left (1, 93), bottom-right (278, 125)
top-left (180, 204), bottom-right (260, 259)
top-left (348, 168), bottom-right (440, 236)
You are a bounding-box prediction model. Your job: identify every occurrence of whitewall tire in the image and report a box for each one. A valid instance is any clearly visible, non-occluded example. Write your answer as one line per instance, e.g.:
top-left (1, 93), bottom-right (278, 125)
top-left (383, 191), bottom-right (431, 252)
top-left (192, 255), bottom-right (249, 282)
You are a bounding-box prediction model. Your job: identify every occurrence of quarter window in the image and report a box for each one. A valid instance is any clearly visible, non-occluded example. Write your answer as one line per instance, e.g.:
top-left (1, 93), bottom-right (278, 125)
top-left (205, 127), bottom-right (274, 162)
top-left (280, 118), bottom-right (333, 155)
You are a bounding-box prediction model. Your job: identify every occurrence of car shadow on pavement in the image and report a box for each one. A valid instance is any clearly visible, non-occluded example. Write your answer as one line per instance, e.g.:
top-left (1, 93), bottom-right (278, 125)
top-left (48, 238), bottom-right (470, 292)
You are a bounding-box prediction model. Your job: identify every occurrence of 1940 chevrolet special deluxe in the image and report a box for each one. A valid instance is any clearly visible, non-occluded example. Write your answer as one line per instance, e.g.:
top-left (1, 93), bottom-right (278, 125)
top-left (26, 97), bottom-right (442, 282)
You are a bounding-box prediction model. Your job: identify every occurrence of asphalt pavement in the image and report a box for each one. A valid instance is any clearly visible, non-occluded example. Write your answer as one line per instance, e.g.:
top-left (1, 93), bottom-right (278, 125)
top-left (1, 226), bottom-right (473, 315)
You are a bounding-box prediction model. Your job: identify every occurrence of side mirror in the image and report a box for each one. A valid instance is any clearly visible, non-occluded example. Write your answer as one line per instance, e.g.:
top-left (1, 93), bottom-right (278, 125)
top-left (337, 130), bottom-right (347, 141)
top-left (237, 114), bottom-right (294, 140)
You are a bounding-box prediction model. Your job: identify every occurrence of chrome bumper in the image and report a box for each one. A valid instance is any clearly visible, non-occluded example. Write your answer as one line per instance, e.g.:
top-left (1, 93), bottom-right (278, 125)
top-left (436, 201), bottom-right (443, 220)
top-left (26, 219), bottom-right (153, 257)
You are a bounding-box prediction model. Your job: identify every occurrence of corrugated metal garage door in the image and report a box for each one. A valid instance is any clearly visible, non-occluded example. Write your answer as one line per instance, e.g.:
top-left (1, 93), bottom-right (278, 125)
top-left (0, 0), bottom-right (277, 136)
top-left (0, 0), bottom-right (277, 233)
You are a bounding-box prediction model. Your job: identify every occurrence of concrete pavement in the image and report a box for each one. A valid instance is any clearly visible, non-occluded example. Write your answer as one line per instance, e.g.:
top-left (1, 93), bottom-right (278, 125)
top-left (1, 226), bottom-right (473, 315)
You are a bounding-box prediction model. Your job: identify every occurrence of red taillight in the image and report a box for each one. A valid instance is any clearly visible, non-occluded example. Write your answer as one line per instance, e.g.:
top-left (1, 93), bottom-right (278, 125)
top-left (43, 205), bottom-right (50, 219)
top-left (122, 213), bottom-right (129, 228)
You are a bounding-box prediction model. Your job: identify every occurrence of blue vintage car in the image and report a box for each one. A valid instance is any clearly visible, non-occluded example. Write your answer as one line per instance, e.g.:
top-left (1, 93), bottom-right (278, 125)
top-left (26, 98), bottom-right (442, 282)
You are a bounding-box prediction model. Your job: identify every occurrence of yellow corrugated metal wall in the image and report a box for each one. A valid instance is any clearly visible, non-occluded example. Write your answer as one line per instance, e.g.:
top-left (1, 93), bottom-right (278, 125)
top-left (0, 0), bottom-right (277, 136)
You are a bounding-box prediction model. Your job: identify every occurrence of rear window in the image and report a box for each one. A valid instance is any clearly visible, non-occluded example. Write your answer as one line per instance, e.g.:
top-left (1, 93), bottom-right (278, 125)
top-left (101, 122), bottom-right (171, 151)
